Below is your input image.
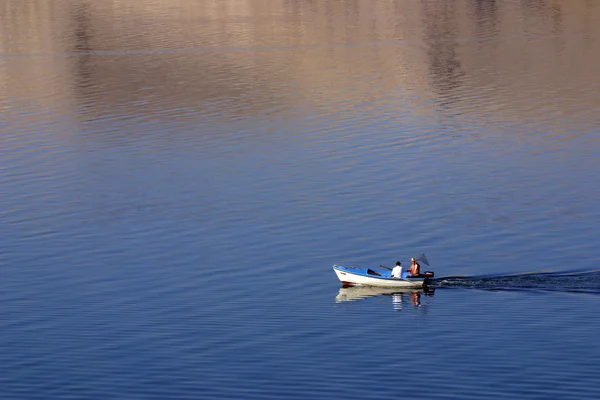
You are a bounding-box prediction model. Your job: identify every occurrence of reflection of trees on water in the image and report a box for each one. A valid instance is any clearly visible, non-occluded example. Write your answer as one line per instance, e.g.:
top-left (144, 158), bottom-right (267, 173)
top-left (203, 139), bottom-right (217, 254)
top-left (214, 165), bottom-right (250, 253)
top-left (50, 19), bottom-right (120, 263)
top-left (61, 2), bottom-right (291, 123)
top-left (1, 0), bottom-right (598, 127)
top-left (519, 0), bottom-right (565, 41)
top-left (550, 2), bottom-right (564, 35)
top-left (71, 2), bottom-right (94, 95)
top-left (472, 0), bottom-right (498, 38)
top-left (520, 0), bottom-right (565, 31)
top-left (420, 1), bottom-right (465, 102)
top-left (549, 2), bottom-right (565, 53)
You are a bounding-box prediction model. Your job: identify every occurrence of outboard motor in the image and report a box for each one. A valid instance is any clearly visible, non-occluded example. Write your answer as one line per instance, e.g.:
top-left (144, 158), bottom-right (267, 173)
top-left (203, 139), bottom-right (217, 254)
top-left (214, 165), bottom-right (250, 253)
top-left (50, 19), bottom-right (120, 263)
top-left (424, 271), bottom-right (434, 285)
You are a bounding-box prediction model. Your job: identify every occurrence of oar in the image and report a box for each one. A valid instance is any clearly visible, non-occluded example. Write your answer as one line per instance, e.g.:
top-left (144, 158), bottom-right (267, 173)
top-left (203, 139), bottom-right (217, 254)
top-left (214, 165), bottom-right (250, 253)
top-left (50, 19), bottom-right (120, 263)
top-left (379, 264), bottom-right (393, 271)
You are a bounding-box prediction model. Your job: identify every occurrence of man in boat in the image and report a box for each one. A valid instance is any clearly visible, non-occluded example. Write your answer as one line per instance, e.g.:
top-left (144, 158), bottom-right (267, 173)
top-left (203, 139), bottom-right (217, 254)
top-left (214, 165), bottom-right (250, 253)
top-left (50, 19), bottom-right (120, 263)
top-left (409, 258), bottom-right (421, 276)
top-left (391, 261), bottom-right (402, 278)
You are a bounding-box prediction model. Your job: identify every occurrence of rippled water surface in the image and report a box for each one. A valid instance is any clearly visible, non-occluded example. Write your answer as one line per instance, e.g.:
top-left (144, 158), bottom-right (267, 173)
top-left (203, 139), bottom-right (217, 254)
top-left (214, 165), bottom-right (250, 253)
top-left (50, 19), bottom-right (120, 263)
top-left (2, 0), bottom-right (600, 398)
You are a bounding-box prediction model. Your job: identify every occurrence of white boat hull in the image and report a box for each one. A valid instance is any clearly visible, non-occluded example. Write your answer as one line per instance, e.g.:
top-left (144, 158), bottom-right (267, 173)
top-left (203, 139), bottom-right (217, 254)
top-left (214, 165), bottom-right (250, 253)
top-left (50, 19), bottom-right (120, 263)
top-left (333, 265), bottom-right (427, 288)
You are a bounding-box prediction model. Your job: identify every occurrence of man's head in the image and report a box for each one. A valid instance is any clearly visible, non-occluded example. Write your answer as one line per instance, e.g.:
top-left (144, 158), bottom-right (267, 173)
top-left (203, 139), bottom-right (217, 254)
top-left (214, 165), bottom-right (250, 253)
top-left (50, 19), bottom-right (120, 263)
top-left (396, 261), bottom-right (401, 266)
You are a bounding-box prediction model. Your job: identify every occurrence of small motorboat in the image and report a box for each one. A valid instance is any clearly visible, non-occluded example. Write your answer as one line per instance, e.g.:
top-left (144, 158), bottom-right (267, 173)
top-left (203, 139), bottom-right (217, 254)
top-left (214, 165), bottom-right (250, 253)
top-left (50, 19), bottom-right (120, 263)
top-left (333, 265), bottom-right (434, 288)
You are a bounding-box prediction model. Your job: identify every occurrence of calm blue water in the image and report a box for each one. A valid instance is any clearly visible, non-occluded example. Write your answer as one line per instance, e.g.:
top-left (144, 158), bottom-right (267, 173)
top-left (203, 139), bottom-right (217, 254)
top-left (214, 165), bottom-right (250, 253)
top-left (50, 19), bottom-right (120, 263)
top-left (2, 0), bottom-right (600, 398)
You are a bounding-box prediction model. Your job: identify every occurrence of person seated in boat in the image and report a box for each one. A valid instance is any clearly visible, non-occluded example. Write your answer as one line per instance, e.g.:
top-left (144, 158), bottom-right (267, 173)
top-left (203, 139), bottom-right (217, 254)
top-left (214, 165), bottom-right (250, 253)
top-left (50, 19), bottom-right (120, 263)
top-left (409, 258), bottom-right (421, 276)
top-left (391, 261), bottom-right (402, 278)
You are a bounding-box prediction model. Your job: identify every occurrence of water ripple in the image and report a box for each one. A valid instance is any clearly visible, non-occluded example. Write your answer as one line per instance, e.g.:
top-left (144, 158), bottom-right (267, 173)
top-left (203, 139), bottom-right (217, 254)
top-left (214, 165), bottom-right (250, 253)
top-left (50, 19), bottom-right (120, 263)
top-left (435, 271), bottom-right (600, 294)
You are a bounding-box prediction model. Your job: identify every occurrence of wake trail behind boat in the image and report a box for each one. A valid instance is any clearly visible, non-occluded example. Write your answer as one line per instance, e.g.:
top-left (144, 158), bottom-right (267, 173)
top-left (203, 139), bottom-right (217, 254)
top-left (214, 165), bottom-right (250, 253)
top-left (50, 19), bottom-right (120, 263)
top-left (431, 270), bottom-right (600, 294)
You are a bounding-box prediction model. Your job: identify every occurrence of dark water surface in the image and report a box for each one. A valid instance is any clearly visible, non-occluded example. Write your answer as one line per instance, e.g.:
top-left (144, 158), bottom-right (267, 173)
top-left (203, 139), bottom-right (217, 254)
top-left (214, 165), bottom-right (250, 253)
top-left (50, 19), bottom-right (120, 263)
top-left (2, 0), bottom-right (600, 398)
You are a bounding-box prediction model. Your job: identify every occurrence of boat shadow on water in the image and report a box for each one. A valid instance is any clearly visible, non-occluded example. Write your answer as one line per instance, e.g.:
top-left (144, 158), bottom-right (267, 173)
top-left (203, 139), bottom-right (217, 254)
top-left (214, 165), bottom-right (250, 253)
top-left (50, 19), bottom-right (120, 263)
top-left (335, 286), bottom-right (435, 312)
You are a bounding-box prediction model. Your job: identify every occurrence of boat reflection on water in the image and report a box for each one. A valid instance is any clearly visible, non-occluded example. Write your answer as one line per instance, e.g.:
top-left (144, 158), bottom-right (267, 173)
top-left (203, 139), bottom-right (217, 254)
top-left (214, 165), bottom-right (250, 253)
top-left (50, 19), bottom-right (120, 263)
top-left (335, 286), bottom-right (435, 312)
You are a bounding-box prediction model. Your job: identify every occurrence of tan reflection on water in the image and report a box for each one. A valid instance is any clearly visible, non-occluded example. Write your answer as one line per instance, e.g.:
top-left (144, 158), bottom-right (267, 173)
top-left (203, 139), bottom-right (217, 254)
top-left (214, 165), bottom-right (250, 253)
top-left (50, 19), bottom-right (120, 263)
top-left (1, 0), bottom-right (599, 129)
